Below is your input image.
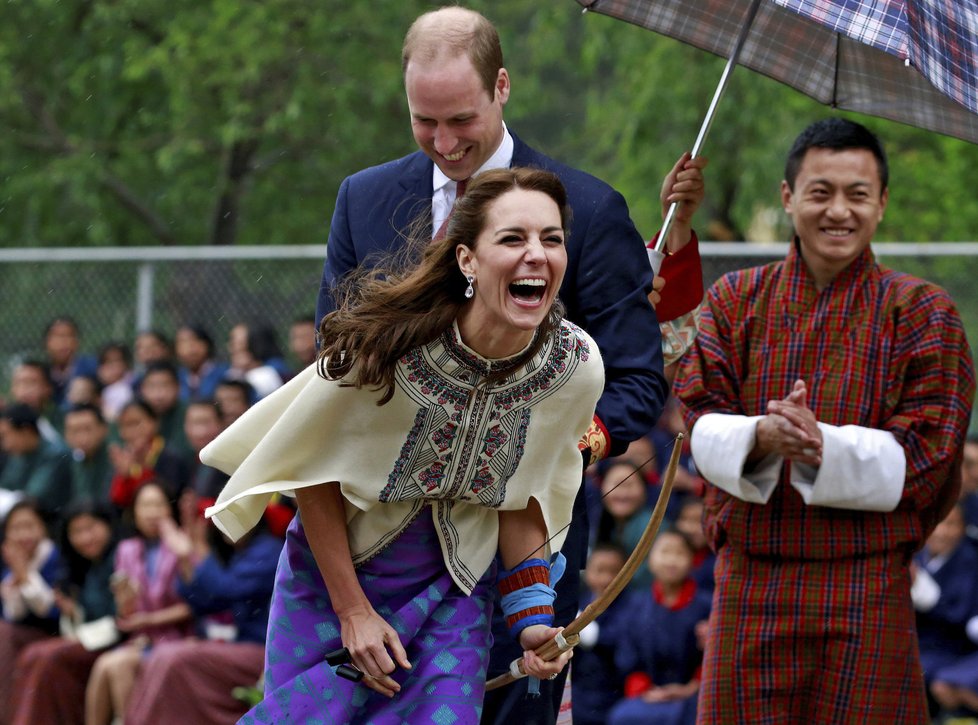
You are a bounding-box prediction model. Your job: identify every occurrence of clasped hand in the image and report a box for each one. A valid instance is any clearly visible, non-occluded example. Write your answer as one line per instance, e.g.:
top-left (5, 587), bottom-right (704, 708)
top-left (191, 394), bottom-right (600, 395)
top-left (755, 379), bottom-right (823, 467)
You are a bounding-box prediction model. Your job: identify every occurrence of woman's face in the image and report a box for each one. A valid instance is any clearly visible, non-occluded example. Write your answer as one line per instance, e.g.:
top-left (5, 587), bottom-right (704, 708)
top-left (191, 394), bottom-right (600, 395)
top-left (601, 464), bottom-right (647, 520)
top-left (117, 406), bottom-right (157, 446)
top-left (133, 485), bottom-right (171, 539)
top-left (456, 188), bottom-right (567, 358)
top-left (4, 507), bottom-right (46, 557)
top-left (68, 514), bottom-right (112, 561)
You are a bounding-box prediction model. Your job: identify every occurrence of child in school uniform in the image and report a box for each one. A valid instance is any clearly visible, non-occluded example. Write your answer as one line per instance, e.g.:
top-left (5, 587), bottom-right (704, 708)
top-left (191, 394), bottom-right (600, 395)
top-left (572, 542), bottom-right (630, 725)
top-left (911, 504), bottom-right (978, 686)
top-left (607, 530), bottom-right (711, 725)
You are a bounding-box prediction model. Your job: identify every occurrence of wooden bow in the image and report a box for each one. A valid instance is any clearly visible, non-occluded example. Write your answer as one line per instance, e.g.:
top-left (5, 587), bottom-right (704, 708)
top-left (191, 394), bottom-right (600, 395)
top-left (486, 432), bottom-right (683, 691)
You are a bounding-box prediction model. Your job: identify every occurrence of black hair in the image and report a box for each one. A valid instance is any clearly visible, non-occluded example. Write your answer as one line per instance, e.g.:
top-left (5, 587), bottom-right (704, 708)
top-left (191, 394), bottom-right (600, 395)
top-left (784, 118), bottom-right (888, 192)
top-left (177, 324), bottom-right (216, 358)
top-left (98, 341), bottom-right (133, 367)
top-left (65, 402), bottom-right (106, 426)
top-left (0, 497), bottom-right (46, 541)
top-left (141, 360), bottom-right (180, 384)
top-left (1, 402), bottom-right (40, 432)
top-left (16, 359), bottom-right (54, 388)
top-left (44, 316), bottom-right (80, 337)
top-left (119, 398), bottom-right (159, 422)
top-left (58, 499), bottom-right (118, 590)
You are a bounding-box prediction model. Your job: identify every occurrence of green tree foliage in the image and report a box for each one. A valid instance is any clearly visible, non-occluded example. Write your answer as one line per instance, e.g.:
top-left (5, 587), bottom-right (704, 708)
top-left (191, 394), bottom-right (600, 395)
top-left (1, 0), bottom-right (977, 247)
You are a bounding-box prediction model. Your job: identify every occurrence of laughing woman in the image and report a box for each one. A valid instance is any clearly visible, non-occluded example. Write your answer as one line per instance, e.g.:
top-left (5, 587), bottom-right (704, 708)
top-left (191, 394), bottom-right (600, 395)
top-left (202, 167), bottom-right (603, 724)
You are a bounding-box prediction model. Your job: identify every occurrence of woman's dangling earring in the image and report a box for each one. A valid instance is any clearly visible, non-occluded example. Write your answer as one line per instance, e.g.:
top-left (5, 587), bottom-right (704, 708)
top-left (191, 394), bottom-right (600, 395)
top-left (464, 275), bottom-right (475, 299)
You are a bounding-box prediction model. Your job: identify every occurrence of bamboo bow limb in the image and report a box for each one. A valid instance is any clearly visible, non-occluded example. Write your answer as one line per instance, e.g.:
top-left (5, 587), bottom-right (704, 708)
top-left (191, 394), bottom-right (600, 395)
top-left (486, 432), bottom-right (684, 691)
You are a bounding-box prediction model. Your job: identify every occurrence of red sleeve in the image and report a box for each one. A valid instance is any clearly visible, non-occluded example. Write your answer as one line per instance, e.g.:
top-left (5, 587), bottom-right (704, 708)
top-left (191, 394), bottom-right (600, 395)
top-left (648, 231), bottom-right (703, 322)
top-left (624, 671), bottom-right (654, 698)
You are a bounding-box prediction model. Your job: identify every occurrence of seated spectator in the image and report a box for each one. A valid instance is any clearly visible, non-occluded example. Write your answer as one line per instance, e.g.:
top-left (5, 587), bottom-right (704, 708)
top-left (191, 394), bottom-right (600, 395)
top-left (9, 500), bottom-right (118, 725)
top-left (9, 360), bottom-right (64, 443)
top-left (64, 404), bottom-right (113, 506)
top-left (573, 542), bottom-right (629, 725)
top-left (138, 361), bottom-right (190, 455)
top-left (594, 458), bottom-right (654, 593)
top-left (85, 481), bottom-right (193, 725)
top-left (214, 378), bottom-right (254, 427)
top-left (125, 514), bottom-right (281, 724)
top-left (649, 397), bottom-right (705, 508)
top-left (175, 325), bottom-right (228, 402)
top-left (43, 317), bottom-right (98, 410)
top-left (0, 498), bottom-right (62, 723)
top-left (288, 315), bottom-right (318, 372)
top-left (108, 400), bottom-right (190, 511)
top-left (227, 323), bottom-right (285, 399)
top-left (0, 404), bottom-right (72, 523)
top-left (65, 374), bottom-right (103, 412)
top-left (930, 612), bottom-right (978, 719)
top-left (133, 329), bottom-right (173, 375)
top-left (962, 433), bottom-right (978, 548)
top-left (608, 530), bottom-right (711, 725)
top-left (912, 504), bottom-right (978, 688)
top-left (96, 342), bottom-right (135, 423)
top-left (674, 498), bottom-right (714, 594)
top-left (183, 400), bottom-right (229, 502)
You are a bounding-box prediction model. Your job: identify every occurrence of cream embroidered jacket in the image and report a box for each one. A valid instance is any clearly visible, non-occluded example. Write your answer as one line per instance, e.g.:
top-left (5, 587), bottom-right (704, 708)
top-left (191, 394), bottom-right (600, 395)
top-left (203, 321), bottom-right (603, 595)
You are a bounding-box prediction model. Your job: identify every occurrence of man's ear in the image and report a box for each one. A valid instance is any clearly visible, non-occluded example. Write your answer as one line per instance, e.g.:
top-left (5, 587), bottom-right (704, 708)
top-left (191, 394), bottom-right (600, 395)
top-left (780, 179), bottom-right (793, 213)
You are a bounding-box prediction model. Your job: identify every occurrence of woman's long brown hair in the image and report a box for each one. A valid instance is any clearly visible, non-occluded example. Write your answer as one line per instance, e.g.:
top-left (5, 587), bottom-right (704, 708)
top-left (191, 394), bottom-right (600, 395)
top-left (318, 167), bottom-right (572, 404)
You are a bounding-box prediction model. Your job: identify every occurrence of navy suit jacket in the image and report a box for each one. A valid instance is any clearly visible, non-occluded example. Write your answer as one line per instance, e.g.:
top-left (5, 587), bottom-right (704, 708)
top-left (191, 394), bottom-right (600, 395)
top-left (316, 132), bottom-right (666, 455)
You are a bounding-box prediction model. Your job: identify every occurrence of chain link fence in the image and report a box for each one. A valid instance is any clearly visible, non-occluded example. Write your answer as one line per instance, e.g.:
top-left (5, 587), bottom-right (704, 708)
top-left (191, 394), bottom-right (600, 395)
top-left (2, 243), bottom-right (977, 423)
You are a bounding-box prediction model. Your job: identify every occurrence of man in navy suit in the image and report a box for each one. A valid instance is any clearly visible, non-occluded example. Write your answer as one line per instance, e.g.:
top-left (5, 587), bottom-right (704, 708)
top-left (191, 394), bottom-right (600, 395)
top-left (315, 7), bottom-right (705, 723)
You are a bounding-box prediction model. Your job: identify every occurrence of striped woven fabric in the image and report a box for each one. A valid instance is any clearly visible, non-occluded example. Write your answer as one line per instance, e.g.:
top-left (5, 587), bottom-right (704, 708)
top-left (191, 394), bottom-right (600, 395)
top-left (575, 0), bottom-right (978, 143)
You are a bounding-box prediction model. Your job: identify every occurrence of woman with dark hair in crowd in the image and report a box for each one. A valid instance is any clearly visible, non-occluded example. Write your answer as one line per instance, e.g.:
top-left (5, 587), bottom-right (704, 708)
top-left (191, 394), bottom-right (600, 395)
top-left (202, 167), bottom-right (603, 722)
top-left (107, 399), bottom-right (190, 511)
top-left (125, 510), bottom-right (281, 724)
top-left (85, 480), bottom-right (193, 725)
top-left (0, 497), bottom-right (62, 723)
top-left (227, 322), bottom-right (286, 399)
top-left (175, 324), bottom-right (228, 402)
top-left (9, 499), bottom-right (118, 724)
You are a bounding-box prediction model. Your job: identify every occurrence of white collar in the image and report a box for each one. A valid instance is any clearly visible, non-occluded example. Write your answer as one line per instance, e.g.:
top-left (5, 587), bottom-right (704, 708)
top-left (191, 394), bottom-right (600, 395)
top-left (432, 122), bottom-right (514, 194)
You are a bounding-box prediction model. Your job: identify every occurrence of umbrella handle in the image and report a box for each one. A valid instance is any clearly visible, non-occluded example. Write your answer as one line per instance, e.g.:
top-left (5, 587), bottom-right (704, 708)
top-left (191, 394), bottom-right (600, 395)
top-left (653, 0), bottom-right (764, 255)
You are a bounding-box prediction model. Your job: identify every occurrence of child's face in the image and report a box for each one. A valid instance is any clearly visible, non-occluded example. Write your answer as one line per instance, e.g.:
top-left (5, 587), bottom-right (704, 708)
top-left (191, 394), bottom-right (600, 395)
top-left (139, 372), bottom-right (179, 413)
top-left (601, 465), bottom-right (646, 519)
top-left (117, 406), bottom-right (157, 447)
top-left (184, 405), bottom-right (222, 452)
top-left (584, 549), bottom-right (625, 597)
top-left (676, 503), bottom-right (707, 550)
top-left (648, 532), bottom-right (693, 587)
top-left (98, 349), bottom-right (129, 385)
top-left (926, 507), bottom-right (965, 558)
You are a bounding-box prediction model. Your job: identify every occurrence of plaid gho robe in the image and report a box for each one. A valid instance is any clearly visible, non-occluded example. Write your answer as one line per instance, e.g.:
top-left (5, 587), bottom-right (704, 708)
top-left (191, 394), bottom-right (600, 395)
top-left (675, 242), bottom-right (975, 723)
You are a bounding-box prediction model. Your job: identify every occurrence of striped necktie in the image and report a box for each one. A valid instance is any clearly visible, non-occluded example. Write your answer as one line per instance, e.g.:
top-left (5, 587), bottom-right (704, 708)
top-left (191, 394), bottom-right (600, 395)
top-left (433, 178), bottom-right (467, 241)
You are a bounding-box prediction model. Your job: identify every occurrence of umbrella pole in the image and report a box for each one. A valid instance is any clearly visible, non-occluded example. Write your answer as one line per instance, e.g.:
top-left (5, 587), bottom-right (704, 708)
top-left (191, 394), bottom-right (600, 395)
top-left (651, 0), bottom-right (764, 264)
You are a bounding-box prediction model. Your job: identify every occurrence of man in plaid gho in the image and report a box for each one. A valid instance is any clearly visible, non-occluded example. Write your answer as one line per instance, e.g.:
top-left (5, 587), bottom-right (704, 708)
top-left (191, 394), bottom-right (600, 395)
top-left (675, 118), bottom-right (975, 723)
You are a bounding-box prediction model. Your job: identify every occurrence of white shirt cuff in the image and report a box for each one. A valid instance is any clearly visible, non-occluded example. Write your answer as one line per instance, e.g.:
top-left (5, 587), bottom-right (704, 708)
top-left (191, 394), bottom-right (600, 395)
top-left (790, 423), bottom-right (905, 511)
top-left (967, 615), bottom-right (978, 644)
top-left (20, 571), bottom-right (55, 616)
top-left (911, 566), bottom-right (941, 611)
top-left (691, 414), bottom-right (781, 504)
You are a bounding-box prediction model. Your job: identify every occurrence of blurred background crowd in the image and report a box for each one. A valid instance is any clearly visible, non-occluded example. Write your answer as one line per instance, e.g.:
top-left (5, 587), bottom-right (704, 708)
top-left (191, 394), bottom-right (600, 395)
top-left (1, 314), bottom-right (976, 725)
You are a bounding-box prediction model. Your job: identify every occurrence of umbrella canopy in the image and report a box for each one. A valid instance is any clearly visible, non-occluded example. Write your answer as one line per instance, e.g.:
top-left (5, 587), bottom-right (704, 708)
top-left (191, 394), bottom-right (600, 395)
top-left (575, 0), bottom-right (978, 145)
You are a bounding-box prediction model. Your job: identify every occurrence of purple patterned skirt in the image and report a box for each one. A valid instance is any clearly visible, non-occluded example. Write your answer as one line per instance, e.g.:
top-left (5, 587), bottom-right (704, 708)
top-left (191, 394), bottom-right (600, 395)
top-left (242, 506), bottom-right (495, 724)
